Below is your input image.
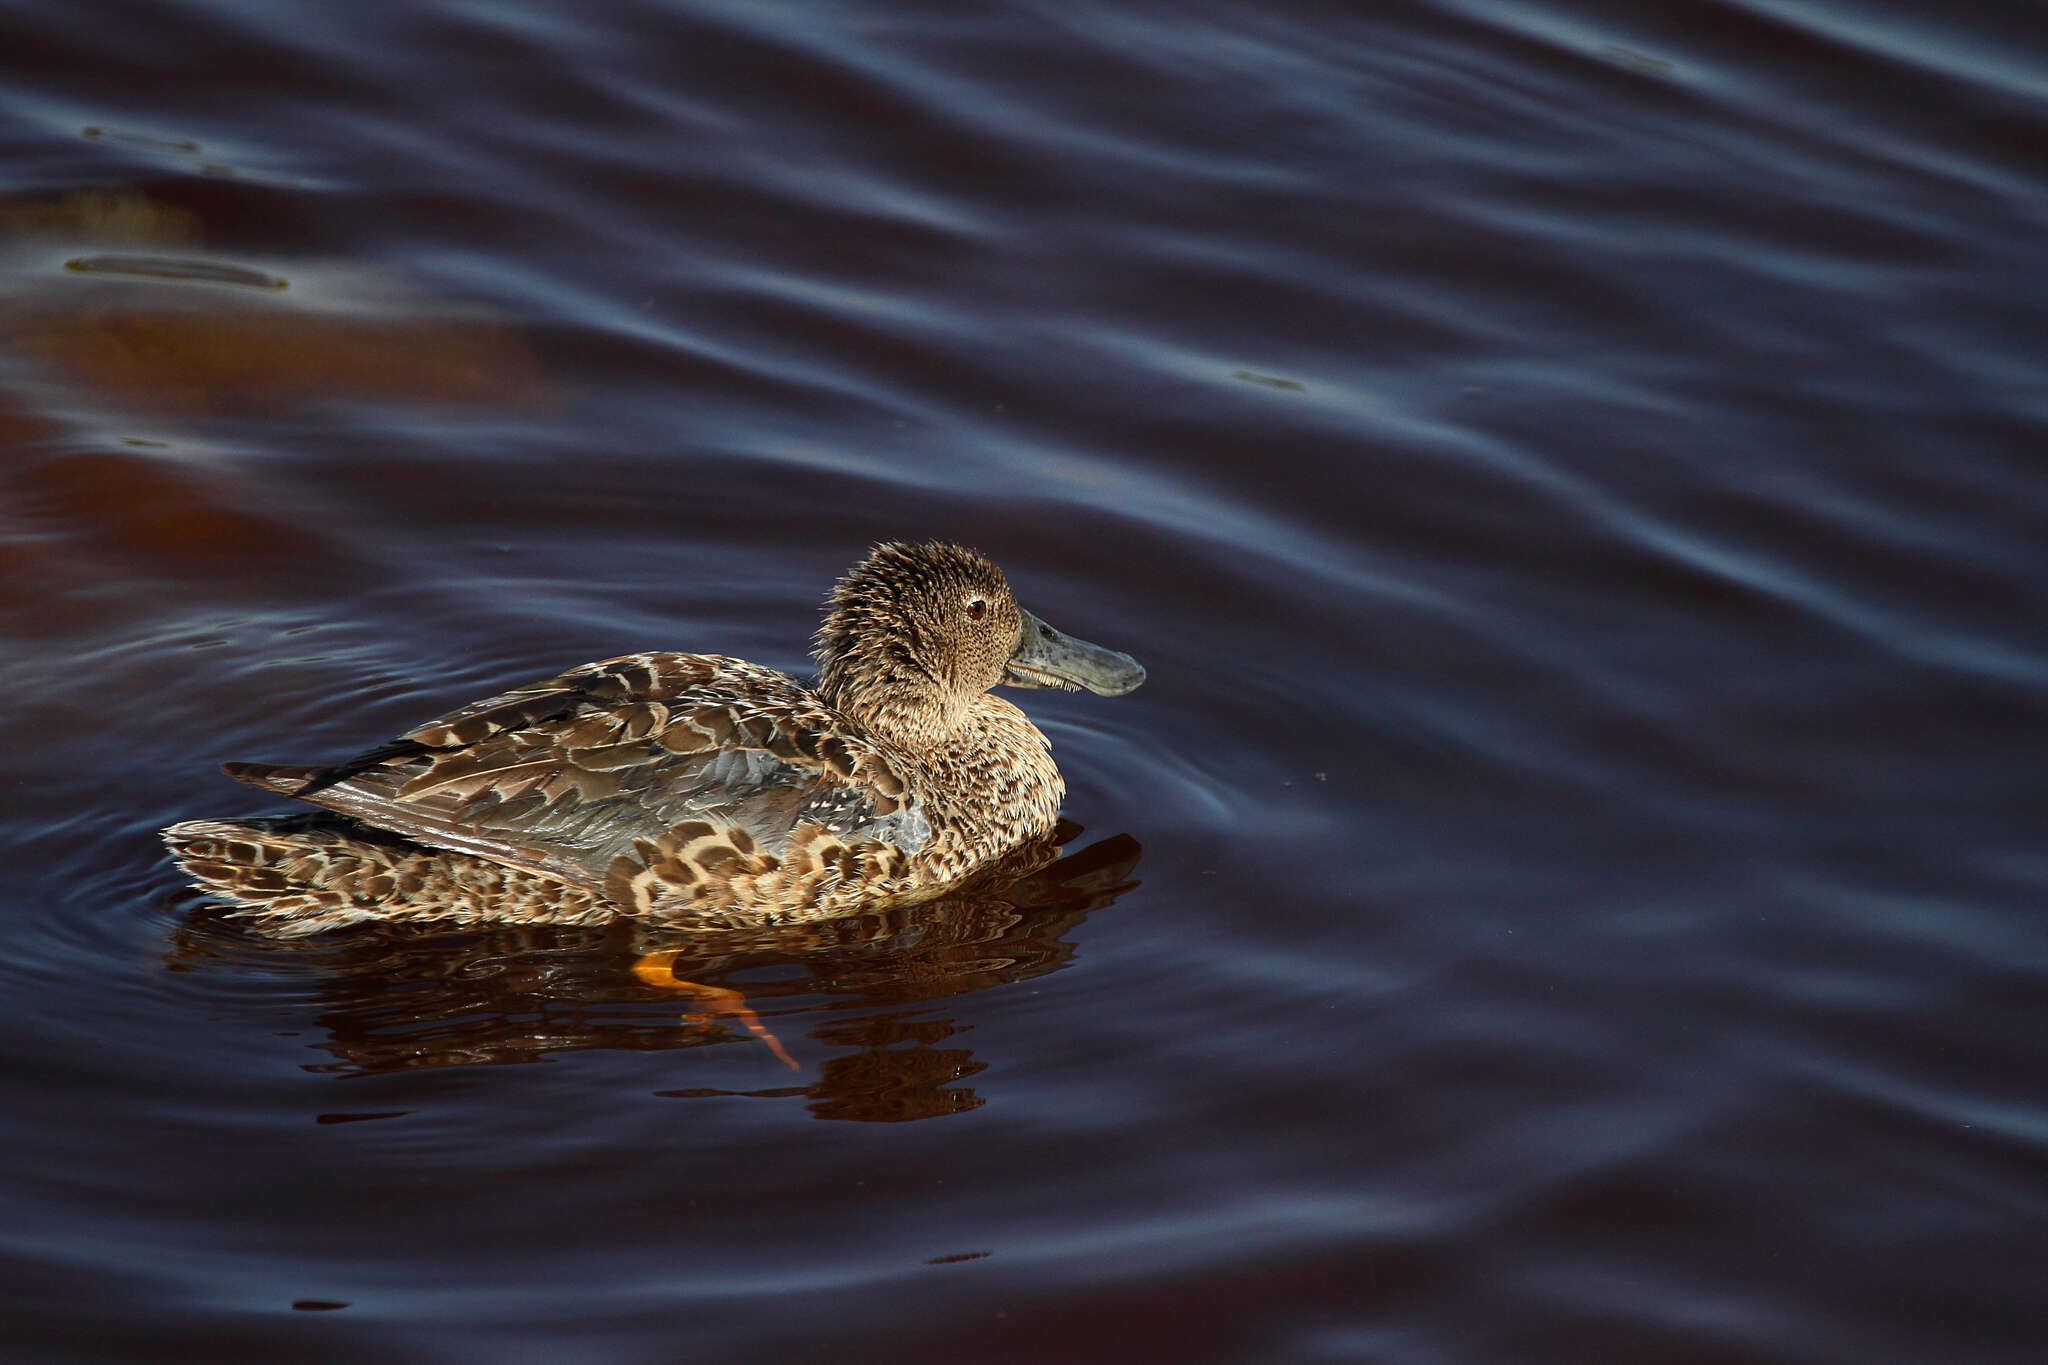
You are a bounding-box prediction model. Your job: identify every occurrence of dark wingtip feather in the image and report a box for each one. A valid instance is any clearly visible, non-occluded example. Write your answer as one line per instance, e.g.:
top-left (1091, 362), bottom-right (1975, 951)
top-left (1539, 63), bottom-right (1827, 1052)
top-left (224, 739), bottom-right (429, 800)
top-left (222, 760), bottom-right (298, 791)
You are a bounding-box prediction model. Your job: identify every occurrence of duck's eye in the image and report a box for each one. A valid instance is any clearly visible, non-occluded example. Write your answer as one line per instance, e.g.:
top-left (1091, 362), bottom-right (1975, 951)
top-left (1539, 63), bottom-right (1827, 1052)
top-left (966, 598), bottom-right (987, 621)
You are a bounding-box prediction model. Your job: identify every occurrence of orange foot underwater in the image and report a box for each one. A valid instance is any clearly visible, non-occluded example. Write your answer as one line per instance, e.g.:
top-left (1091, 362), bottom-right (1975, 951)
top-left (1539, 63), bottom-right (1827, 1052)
top-left (631, 950), bottom-right (799, 1070)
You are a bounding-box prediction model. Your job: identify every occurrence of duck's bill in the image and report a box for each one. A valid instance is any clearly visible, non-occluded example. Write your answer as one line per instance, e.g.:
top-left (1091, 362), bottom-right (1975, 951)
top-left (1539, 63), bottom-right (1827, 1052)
top-left (1003, 609), bottom-right (1147, 696)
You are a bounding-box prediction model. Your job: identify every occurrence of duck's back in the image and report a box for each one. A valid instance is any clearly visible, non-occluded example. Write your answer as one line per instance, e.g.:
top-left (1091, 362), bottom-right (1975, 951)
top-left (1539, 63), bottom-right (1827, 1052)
top-left (223, 651), bottom-right (933, 924)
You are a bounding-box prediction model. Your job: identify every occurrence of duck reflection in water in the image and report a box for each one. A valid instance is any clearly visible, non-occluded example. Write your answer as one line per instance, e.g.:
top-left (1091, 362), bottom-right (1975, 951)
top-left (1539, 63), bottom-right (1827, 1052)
top-left (164, 542), bottom-right (1145, 1098)
top-left (165, 817), bottom-right (1141, 1120)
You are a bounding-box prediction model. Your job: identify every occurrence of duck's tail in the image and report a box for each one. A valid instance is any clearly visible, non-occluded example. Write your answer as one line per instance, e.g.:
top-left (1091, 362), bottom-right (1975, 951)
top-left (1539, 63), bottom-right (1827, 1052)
top-left (162, 816), bottom-right (613, 936)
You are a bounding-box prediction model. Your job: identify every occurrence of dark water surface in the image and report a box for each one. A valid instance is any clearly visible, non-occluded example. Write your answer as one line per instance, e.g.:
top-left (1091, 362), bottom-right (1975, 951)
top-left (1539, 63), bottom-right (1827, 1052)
top-left (3, 0), bottom-right (2045, 1360)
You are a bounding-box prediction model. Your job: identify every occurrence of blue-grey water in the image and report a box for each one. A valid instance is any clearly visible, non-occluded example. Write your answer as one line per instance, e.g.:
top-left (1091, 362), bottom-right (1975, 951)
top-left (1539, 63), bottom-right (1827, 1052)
top-left (2, 1), bottom-right (2044, 1360)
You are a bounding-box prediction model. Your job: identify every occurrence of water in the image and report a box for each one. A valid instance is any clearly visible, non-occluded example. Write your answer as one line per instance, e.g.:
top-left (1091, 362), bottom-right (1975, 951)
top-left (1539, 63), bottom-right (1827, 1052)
top-left (3, 0), bottom-right (2045, 1360)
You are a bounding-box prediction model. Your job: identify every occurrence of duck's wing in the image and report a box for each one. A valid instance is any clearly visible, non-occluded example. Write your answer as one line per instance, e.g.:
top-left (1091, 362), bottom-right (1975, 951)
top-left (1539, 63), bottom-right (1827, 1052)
top-left (223, 652), bottom-right (927, 907)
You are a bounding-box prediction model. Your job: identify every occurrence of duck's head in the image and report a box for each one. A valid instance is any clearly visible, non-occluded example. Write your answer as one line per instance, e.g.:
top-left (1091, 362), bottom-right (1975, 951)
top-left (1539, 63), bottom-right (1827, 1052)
top-left (814, 541), bottom-right (1145, 746)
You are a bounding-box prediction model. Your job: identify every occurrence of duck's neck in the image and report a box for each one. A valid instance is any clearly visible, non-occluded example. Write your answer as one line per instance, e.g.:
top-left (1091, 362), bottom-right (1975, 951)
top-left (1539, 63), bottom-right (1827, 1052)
top-left (817, 653), bottom-right (967, 753)
top-left (920, 694), bottom-right (1065, 849)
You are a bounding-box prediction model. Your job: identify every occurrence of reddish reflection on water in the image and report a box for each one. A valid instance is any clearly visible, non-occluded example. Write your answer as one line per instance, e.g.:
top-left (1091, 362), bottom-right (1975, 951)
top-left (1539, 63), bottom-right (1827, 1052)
top-left (1, 208), bottom-right (551, 420)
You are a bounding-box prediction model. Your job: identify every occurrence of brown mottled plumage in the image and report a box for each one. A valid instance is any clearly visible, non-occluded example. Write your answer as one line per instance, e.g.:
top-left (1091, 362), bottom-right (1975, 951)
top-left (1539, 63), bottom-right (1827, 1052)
top-left (165, 542), bottom-right (1144, 933)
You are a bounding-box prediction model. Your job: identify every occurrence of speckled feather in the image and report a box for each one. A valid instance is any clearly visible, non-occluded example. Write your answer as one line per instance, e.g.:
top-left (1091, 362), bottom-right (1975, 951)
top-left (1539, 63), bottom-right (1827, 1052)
top-left (166, 542), bottom-right (1138, 931)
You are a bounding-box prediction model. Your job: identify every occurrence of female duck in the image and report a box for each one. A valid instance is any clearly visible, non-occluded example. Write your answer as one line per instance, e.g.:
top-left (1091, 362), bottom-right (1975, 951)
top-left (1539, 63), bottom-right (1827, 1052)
top-left (166, 541), bottom-right (1144, 932)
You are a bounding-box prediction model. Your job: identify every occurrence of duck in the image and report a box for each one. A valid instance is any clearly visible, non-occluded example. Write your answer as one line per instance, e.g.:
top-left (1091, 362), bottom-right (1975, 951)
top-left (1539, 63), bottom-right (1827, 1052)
top-left (165, 541), bottom-right (1145, 934)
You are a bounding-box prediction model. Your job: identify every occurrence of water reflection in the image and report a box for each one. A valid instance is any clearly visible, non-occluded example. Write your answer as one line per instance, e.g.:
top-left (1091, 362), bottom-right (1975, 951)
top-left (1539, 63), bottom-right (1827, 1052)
top-left (163, 820), bottom-right (1140, 1122)
top-left (0, 185), bottom-right (553, 421)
